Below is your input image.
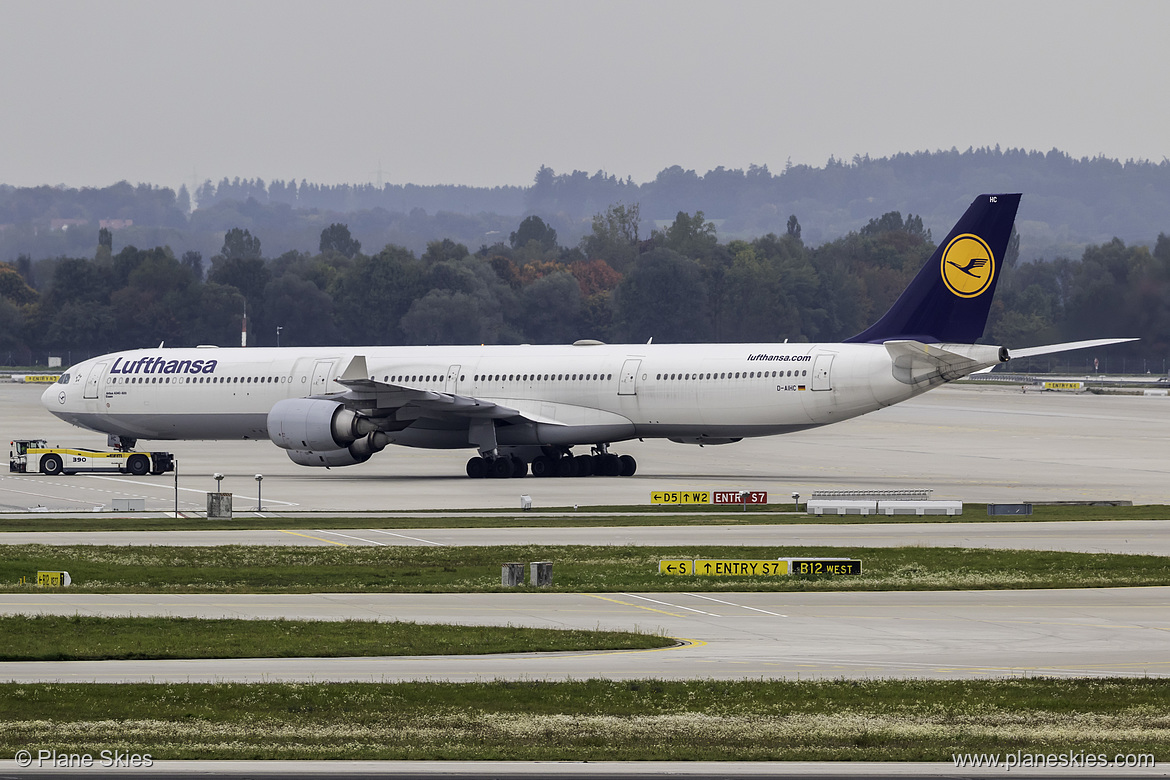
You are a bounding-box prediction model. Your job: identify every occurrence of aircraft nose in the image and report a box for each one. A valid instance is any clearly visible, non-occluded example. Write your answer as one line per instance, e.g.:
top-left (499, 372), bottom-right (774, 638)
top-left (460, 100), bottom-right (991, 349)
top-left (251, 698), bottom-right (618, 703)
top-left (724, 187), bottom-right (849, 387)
top-left (41, 380), bottom-right (64, 411)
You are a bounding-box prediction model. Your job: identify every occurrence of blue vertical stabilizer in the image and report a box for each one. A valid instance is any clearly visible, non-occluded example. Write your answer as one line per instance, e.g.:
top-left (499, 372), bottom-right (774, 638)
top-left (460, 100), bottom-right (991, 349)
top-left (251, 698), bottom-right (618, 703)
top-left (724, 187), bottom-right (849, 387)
top-left (845, 194), bottom-right (1021, 344)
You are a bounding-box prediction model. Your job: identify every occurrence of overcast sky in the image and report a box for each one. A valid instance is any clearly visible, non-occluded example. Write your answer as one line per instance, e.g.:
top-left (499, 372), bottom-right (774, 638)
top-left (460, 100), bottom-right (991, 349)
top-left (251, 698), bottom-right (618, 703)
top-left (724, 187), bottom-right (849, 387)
top-left (2, 0), bottom-right (1167, 191)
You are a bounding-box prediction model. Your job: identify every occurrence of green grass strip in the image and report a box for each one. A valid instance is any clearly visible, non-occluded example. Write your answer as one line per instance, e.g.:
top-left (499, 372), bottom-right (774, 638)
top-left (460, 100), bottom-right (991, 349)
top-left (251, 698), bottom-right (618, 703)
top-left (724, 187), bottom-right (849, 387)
top-left (1, 679), bottom-right (1167, 760)
top-left (2, 544), bottom-right (1169, 593)
top-left (1, 503), bottom-right (1165, 533)
top-left (0, 615), bottom-right (671, 662)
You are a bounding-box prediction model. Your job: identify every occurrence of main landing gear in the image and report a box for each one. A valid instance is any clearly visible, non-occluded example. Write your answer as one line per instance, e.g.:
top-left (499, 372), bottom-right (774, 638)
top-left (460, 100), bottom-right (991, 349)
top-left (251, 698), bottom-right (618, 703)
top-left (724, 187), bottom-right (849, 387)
top-left (465, 454), bottom-right (528, 479)
top-left (464, 446), bottom-right (636, 479)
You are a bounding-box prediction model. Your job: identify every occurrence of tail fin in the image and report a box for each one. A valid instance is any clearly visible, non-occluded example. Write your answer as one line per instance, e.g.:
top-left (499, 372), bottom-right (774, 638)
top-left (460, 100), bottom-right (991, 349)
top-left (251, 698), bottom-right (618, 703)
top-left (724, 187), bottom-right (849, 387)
top-left (845, 193), bottom-right (1021, 344)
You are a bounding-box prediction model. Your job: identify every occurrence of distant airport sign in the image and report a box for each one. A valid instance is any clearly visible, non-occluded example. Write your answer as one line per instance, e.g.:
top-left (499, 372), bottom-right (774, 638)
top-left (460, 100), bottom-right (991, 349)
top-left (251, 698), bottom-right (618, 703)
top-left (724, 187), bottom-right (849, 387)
top-left (787, 558), bottom-right (863, 576)
top-left (652, 490), bottom-right (767, 505)
top-left (658, 560), bottom-right (695, 575)
top-left (659, 558), bottom-right (862, 576)
top-left (37, 570), bottom-right (72, 587)
top-left (695, 559), bottom-right (787, 576)
top-left (652, 491), bottom-right (709, 505)
top-left (1043, 381), bottom-right (1083, 391)
top-left (660, 559), bottom-right (788, 576)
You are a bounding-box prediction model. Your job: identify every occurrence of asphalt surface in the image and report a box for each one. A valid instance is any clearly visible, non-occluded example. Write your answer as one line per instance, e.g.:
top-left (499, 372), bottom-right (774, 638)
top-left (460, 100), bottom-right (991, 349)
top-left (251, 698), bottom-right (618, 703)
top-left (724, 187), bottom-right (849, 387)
top-left (2, 587), bottom-right (1167, 682)
top-left (4, 381), bottom-right (1170, 774)
top-left (4, 382), bottom-right (1169, 512)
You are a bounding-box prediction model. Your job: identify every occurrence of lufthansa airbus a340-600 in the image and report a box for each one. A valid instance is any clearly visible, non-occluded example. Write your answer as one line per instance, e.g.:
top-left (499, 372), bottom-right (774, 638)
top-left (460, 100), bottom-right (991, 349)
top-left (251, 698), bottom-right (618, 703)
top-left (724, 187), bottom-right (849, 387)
top-left (42, 194), bottom-right (1133, 479)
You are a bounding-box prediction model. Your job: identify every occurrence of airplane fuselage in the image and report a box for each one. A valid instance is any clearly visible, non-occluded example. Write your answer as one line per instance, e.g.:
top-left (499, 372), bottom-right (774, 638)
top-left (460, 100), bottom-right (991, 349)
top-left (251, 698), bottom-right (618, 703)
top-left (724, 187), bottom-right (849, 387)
top-left (44, 341), bottom-right (916, 449)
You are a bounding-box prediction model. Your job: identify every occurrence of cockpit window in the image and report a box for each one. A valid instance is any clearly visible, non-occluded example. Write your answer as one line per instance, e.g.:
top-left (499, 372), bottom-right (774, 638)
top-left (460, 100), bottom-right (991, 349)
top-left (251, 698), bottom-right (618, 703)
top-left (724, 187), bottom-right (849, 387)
top-left (59, 373), bottom-right (70, 384)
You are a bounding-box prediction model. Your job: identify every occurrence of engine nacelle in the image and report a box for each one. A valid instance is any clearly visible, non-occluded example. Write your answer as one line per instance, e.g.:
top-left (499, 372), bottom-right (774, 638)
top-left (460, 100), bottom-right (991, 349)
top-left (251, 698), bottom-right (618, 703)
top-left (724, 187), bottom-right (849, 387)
top-left (282, 431), bottom-right (393, 468)
top-left (286, 447), bottom-right (369, 468)
top-left (268, 398), bottom-right (376, 452)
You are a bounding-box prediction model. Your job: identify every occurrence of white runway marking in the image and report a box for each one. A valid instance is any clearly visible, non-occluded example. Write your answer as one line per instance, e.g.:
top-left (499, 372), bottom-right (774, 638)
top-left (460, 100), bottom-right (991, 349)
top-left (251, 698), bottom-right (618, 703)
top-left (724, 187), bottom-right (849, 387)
top-left (685, 593), bottom-right (787, 617)
top-left (314, 529), bottom-right (386, 546)
top-left (86, 474), bottom-right (301, 507)
top-left (621, 593), bottom-right (721, 617)
top-left (369, 529), bottom-right (447, 546)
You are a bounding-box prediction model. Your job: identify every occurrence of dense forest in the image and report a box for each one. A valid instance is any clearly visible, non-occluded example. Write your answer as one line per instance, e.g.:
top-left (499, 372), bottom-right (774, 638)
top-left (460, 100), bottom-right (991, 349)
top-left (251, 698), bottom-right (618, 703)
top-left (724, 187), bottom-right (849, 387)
top-left (2, 201), bottom-right (1167, 375)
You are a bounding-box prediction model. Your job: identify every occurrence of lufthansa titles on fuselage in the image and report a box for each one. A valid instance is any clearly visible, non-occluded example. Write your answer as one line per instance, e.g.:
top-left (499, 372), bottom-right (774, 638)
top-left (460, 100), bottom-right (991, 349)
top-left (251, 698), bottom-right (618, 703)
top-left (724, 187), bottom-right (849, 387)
top-left (746, 353), bottom-right (813, 363)
top-left (109, 356), bottom-right (219, 376)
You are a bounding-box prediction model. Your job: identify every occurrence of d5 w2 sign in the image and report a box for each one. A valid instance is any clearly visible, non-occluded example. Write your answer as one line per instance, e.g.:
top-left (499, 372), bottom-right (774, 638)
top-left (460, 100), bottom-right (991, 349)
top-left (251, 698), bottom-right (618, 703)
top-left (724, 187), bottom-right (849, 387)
top-left (651, 491), bottom-right (768, 505)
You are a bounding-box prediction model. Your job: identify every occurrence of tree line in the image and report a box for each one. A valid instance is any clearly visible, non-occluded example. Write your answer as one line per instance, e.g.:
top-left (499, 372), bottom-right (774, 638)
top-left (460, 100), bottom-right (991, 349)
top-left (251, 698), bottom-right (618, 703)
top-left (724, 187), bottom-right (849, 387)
top-left (4, 147), bottom-right (1170, 268)
top-left (2, 205), bottom-right (1166, 374)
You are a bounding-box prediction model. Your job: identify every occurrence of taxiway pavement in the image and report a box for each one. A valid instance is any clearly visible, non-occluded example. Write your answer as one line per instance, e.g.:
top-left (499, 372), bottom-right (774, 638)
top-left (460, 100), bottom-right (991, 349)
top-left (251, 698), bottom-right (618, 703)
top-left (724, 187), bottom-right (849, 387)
top-left (2, 587), bottom-right (1167, 683)
top-left (4, 382), bottom-right (1169, 513)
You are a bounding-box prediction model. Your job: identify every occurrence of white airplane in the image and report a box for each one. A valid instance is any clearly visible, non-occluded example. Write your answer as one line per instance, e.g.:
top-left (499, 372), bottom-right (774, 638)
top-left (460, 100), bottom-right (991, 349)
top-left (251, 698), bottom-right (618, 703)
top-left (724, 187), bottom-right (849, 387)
top-left (42, 194), bottom-right (1134, 478)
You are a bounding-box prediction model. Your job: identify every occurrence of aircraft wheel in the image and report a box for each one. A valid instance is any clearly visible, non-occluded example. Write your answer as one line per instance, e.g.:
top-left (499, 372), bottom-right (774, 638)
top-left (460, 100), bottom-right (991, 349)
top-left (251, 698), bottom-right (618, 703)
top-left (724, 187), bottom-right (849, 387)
top-left (601, 453), bottom-right (622, 477)
top-left (510, 456), bottom-right (528, 477)
top-left (127, 454), bottom-right (150, 476)
top-left (556, 457), bottom-right (574, 478)
top-left (619, 454), bottom-right (637, 477)
top-left (531, 456), bottom-right (554, 478)
top-left (574, 454), bottom-right (594, 476)
top-left (491, 457), bottom-right (515, 478)
top-left (466, 457), bottom-right (488, 478)
top-left (41, 454), bottom-right (63, 476)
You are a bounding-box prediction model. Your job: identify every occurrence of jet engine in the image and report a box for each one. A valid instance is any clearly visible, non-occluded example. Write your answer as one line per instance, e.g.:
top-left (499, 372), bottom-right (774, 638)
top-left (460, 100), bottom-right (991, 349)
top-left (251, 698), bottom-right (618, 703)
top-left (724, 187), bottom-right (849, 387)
top-left (268, 398), bottom-right (389, 468)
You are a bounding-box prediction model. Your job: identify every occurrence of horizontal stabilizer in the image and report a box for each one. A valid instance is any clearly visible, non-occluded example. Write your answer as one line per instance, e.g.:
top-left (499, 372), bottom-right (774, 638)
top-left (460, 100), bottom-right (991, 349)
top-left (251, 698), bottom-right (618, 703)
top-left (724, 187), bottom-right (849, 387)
top-left (884, 340), bottom-right (1004, 385)
top-left (1010, 338), bottom-right (1139, 359)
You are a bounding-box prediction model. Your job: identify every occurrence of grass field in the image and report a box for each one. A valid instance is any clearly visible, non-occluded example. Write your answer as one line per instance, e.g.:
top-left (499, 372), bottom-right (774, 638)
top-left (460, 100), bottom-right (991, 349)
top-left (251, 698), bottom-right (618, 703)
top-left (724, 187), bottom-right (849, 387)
top-left (0, 615), bottom-right (672, 662)
top-left (0, 503), bottom-right (1165, 533)
top-left (2, 678), bottom-right (1167, 760)
top-left (3, 543), bottom-right (1169, 593)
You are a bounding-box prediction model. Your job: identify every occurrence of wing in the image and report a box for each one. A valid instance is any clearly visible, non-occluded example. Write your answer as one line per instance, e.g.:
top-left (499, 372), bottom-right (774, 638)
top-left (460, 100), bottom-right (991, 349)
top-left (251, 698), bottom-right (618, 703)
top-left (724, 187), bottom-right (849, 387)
top-left (324, 355), bottom-right (637, 446)
top-left (330, 355), bottom-right (539, 423)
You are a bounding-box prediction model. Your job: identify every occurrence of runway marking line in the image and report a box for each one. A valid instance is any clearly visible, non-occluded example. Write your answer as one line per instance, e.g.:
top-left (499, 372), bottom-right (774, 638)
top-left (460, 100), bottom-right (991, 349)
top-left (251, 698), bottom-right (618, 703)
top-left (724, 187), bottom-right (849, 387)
top-left (368, 529), bottom-right (447, 546)
top-left (620, 593), bottom-right (721, 617)
top-left (583, 593), bottom-right (686, 618)
top-left (684, 593), bottom-right (787, 617)
top-left (85, 475), bottom-right (301, 507)
top-left (313, 530), bottom-right (385, 546)
top-left (279, 530), bottom-right (348, 546)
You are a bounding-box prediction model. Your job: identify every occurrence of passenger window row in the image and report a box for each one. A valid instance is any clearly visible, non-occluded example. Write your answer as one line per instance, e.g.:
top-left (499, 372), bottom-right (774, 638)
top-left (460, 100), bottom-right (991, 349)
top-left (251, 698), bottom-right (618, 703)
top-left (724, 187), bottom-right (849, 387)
top-left (381, 374), bottom-right (462, 383)
top-left (470, 373), bottom-right (613, 382)
top-left (107, 376), bottom-right (289, 384)
top-left (656, 370), bottom-right (808, 380)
